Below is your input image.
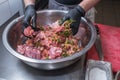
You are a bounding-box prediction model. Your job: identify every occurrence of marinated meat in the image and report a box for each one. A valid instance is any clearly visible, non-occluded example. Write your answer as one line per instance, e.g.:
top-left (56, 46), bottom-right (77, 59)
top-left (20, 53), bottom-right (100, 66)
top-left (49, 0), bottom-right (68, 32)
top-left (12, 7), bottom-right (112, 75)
top-left (17, 20), bottom-right (83, 60)
top-left (23, 26), bottom-right (34, 37)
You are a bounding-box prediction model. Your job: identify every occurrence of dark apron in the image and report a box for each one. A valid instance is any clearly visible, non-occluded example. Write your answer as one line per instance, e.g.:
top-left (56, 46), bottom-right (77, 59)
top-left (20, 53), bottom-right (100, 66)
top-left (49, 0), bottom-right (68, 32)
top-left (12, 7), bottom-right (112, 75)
top-left (35, 0), bottom-right (81, 10)
top-left (55, 0), bottom-right (82, 5)
top-left (48, 0), bottom-right (81, 10)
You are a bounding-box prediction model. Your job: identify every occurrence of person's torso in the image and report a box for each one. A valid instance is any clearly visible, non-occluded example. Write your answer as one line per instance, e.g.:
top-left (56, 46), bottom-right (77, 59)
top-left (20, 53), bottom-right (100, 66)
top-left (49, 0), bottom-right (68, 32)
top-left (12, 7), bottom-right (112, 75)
top-left (35, 0), bottom-right (82, 10)
top-left (55, 0), bottom-right (82, 5)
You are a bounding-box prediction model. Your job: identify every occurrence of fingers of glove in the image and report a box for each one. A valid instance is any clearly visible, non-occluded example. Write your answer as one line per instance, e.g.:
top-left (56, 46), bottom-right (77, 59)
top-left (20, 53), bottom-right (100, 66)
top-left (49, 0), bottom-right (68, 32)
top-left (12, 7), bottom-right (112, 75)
top-left (70, 23), bottom-right (79, 35)
top-left (31, 15), bottom-right (37, 29)
top-left (22, 25), bottom-right (26, 33)
top-left (23, 15), bottom-right (31, 27)
top-left (59, 15), bottom-right (70, 25)
top-left (22, 17), bottom-right (30, 33)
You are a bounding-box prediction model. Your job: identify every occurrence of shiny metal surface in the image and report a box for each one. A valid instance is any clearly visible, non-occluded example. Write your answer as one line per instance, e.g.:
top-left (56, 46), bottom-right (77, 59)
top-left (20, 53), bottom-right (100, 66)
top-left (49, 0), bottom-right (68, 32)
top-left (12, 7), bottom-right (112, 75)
top-left (85, 60), bottom-right (113, 80)
top-left (115, 71), bottom-right (120, 80)
top-left (0, 25), bottom-right (85, 80)
top-left (2, 10), bottom-right (96, 70)
top-left (95, 26), bottom-right (104, 60)
top-left (86, 26), bottom-right (113, 80)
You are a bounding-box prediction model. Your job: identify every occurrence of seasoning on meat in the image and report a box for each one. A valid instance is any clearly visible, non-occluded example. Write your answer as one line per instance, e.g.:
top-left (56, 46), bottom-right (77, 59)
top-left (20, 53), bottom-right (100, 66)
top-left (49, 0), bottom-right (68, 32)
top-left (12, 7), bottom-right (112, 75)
top-left (17, 20), bottom-right (83, 60)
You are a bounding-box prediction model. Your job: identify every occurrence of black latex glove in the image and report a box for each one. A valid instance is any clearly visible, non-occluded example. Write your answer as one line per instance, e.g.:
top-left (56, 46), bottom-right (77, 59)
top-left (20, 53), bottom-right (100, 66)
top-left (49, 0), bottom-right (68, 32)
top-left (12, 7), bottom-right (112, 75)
top-left (60, 6), bottom-right (85, 35)
top-left (23, 5), bottom-right (37, 31)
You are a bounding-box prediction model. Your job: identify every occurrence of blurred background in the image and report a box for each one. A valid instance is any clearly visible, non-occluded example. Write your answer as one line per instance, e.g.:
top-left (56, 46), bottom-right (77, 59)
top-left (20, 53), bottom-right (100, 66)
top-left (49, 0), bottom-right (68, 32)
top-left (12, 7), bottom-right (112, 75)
top-left (95, 0), bottom-right (120, 27)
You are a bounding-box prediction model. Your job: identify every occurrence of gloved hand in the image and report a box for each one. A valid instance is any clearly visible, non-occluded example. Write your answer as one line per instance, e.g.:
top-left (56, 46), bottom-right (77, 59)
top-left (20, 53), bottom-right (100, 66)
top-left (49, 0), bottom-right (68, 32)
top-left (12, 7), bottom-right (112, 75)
top-left (23, 5), bottom-right (37, 31)
top-left (60, 6), bottom-right (85, 35)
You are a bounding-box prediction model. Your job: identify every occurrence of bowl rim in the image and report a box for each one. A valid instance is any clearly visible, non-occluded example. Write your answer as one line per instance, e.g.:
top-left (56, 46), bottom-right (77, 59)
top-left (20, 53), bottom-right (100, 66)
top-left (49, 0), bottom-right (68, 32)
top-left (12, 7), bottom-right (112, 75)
top-left (2, 10), bottom-right (97, 63)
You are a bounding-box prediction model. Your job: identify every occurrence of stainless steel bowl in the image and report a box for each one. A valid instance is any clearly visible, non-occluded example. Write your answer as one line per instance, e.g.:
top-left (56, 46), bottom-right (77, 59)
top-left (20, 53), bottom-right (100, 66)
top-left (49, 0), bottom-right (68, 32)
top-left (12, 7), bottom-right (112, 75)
top-left (2, 10), bottom-right (96, 70)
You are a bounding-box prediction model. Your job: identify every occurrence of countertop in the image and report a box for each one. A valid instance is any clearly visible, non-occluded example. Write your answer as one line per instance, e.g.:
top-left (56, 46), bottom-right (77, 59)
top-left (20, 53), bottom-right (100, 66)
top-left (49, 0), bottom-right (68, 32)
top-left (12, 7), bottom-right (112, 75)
top-left (0, 26), bottom-right (85, 80)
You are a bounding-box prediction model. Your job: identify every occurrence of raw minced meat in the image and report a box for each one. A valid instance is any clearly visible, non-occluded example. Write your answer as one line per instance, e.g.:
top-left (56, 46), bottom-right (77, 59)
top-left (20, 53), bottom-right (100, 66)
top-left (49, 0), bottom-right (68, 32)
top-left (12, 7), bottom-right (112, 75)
top-left (17, 20), bottom-right (83, 60)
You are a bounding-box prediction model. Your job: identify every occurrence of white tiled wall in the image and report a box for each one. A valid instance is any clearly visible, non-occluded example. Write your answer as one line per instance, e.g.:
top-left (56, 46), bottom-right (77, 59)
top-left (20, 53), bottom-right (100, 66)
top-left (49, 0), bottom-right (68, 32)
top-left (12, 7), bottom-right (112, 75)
top-left (8, 0), bottom-right (24, 16)
top-left (0, 1), bottom-right (11, 26)
top-left (0, 0), bottom-right (24, 26)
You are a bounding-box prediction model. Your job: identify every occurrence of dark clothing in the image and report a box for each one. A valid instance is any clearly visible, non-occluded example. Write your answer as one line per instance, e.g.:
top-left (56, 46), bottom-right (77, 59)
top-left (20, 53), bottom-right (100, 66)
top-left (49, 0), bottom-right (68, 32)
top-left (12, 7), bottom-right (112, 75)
top-left (35, 0), bottom-right (49, 10)
top-left (55, 0), bottom-right (82, 5)
top-left (35, 0), bottom-right (82, 10)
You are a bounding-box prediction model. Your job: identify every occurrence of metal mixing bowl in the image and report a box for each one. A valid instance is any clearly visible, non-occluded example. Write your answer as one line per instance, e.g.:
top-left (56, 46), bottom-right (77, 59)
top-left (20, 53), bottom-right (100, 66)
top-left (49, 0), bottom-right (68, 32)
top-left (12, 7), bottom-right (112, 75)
top-left (2, 10), bottom-right (96, 70)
